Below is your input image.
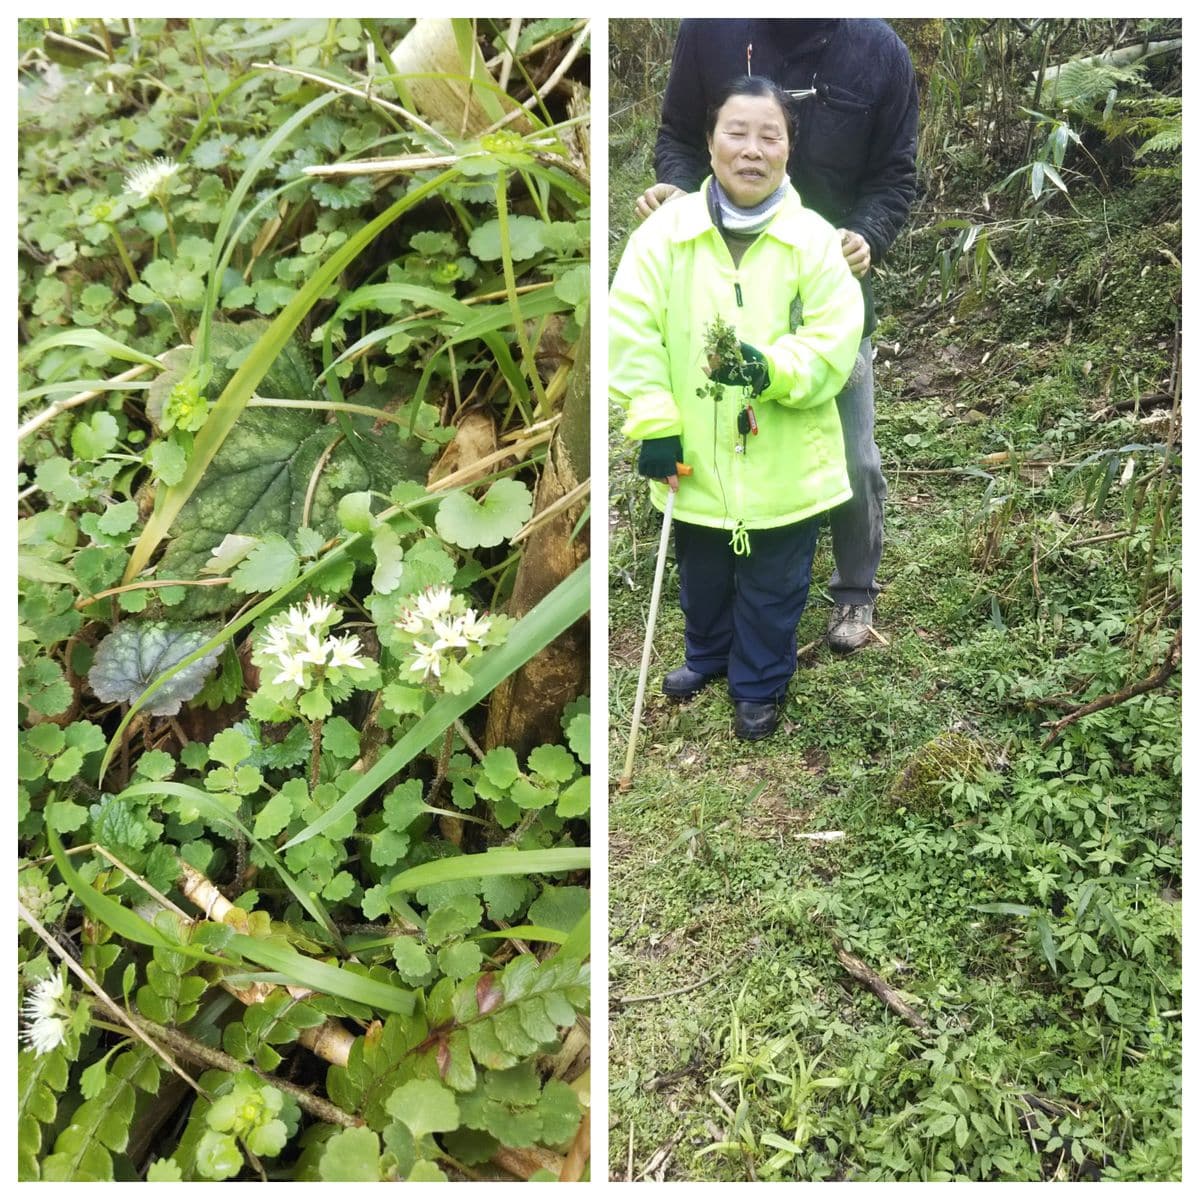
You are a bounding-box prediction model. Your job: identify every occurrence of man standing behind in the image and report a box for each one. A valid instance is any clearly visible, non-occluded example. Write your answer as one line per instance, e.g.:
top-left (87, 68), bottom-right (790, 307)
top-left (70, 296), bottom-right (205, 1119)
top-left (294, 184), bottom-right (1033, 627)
top-left (636, 19), bottom-right (918, 653)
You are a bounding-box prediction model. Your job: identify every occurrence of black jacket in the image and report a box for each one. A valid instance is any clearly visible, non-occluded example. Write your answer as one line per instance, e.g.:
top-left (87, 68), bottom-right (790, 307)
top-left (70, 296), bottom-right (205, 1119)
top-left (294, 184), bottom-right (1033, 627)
top-left (655, 19), bottom-right (918, 334)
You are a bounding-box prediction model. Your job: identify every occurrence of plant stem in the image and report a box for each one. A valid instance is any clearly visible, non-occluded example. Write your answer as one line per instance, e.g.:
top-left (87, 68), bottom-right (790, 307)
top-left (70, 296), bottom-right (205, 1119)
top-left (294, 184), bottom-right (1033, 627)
top-left (493, 170), bottom-right (547, 421)
top-left (107, 221), bottom-right (140, 286)
top-left (188, 18), bottom-right (222, 135)
top-left (74, 577), bottom-right (233, 611)
top-left (157, 197), bottom-right (178, 255)
top-left (310, 719), bottom-right (323, 788)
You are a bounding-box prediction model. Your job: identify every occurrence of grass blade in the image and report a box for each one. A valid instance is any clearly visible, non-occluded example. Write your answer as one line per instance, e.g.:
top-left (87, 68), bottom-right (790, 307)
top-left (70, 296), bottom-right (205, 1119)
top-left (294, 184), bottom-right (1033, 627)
top-left (20, 328), bottom-right (164, 370)
top-left (386, 846), bottom-right (590, 894)
top-left (48, 827), bottom-right (416, 1014)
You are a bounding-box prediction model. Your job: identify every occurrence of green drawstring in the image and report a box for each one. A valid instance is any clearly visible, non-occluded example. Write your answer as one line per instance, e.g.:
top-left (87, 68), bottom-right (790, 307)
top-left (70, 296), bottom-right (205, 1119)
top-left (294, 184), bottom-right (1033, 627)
top-left (730, 520), bottom-right (751, 557)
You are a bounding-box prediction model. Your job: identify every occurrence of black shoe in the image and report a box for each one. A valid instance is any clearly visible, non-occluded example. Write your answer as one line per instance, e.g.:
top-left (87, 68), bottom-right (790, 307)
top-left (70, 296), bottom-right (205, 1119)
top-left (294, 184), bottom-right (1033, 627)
top-left (662, 664), bottom-right (719, 700)
top-left (734, 700), bottom-right (779, 741)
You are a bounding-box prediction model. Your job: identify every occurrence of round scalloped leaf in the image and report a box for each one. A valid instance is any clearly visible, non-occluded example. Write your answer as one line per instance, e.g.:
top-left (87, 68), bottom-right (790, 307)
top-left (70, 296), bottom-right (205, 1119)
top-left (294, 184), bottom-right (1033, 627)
top-left (434, 478), bottom-right (533, 549)
top-left (88, 621), bottom-right (222, 716)
top-left (527, 742), bottom-right (577, 784)
top-left (468, 215), bottom-right (546, 262)
top-left (318, 1126), bottom-right (382, 1182)
top-left (386, 1079), bottom-right (460, 1138)
top-left (481, 746), bottom-right (520, 790)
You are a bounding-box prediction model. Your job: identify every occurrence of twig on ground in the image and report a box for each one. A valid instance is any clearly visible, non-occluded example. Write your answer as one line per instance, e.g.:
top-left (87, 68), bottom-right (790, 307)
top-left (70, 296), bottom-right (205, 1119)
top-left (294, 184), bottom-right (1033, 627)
top-left (19, 901), bottom-right (207, 1094)
top-left (626, 1122), bottom-right (635, 1182)
top-left (125, 1012), bottom-right (360, 1128)
top-left (641, 1128), bottom-right (683, 1180)
top-left (1041, 628), bottom-right (1181, 745)
top-left (866, 624), bottom-right (891, 647)
top-left (614, 950), bottom-right (746, 1007)
top-left (835, 943), bottom-right (932, 1035)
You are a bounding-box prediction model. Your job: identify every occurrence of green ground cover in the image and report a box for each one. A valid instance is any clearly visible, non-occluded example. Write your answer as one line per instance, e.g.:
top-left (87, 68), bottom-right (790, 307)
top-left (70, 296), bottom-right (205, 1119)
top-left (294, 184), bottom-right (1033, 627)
top-left (18, 17), bottom-right (591, 1182)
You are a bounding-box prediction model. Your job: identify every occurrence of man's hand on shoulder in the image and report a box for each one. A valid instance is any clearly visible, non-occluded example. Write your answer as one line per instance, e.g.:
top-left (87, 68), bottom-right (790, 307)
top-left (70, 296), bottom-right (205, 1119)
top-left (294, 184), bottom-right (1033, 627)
top-left (635, 183), bottom-right (686, 222)
top-left (838, 229), bottom-right (871, 279)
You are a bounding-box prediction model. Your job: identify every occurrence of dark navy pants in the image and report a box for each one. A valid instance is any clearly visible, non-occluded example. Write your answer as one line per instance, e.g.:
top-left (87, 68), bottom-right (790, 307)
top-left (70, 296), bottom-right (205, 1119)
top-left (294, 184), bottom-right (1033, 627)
top-left (675, 517), bottom-right (821, 703)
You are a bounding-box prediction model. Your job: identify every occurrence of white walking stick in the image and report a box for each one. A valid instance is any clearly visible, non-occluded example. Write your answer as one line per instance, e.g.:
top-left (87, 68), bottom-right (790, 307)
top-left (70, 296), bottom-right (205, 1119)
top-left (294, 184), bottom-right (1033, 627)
top-left (619, 467), bottom-right (688, 792)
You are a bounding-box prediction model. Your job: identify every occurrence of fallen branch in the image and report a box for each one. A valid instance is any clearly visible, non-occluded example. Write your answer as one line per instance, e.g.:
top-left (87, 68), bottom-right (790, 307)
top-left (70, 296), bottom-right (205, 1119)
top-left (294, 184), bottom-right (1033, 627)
top-left (835, 943), bottom-right (931, 1035)
top-left (492, 1144), bottom-right (565, 1180)
top-left (18, 349), bottom-right (180, 442)
top-left (1041, 628), bottom-right (1181, 746)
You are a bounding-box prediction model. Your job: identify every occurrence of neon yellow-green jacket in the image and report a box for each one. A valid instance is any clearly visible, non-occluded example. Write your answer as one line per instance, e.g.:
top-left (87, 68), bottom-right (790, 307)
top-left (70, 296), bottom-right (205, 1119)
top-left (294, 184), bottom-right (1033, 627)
top-left (610, 183), bottom-right (865, 532)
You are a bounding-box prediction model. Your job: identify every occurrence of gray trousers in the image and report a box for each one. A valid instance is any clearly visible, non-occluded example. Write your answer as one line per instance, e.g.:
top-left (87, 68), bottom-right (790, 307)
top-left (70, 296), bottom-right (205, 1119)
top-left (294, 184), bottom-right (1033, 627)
top-left (827, 337), bottom-right (885, 606)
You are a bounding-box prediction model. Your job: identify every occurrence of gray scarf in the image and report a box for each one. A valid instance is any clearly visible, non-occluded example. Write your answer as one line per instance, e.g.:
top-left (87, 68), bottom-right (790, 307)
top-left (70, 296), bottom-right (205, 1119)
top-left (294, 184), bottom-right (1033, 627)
top-left (708, 177), bottom-right (789, 237)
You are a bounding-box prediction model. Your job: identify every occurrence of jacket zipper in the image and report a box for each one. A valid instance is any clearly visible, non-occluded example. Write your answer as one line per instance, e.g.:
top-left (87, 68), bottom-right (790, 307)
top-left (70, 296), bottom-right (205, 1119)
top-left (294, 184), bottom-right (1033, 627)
top-left (732, 271), bottom-right (746, 532)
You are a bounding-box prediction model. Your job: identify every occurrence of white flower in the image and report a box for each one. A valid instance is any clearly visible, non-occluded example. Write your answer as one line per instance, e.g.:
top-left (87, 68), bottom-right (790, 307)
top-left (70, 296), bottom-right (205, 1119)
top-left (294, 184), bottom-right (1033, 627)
top-left (283, 605), bottom-right (314, 640)
top-left (304, 597), bottom-right (337, 628)
top-left (124, 156), bottom-right (180, 200)
top-left (262, 625), bottom-right (291, 657)
top-left (408, 641), bottom-right (443, 680)
top-left (459, 609), bottom-right (493, 642)
top-left (21, 974), bottom-right (69, 1057)
top-left (24, 974), bottom-right (65, 1021)
top-left (396, 608), bottom-right (425, 635)
top-left (414, 586), bottom-right (453, 622)
top-left (272, 656), bottom-right (310, 689)
top-left (22, 1013), bottom-right (66, 1057)
top-left (327, 634), bottom-right (364, 670)
top-left (431, 616), bottom-right (468, 652)
top-left (296, 632), bottom-right (331, 667)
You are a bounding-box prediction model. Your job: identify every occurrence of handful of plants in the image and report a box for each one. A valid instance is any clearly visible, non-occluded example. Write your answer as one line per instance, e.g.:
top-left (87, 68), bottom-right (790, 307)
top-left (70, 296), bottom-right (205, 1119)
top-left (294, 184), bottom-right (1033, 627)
top-left (698, 315), bottom-right (744, 402)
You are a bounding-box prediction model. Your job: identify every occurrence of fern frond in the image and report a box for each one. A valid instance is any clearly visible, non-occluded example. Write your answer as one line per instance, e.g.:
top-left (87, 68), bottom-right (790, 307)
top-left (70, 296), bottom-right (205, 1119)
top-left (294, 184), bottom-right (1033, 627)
top-left (1045, 59), bottom-right (1145, 115)
top-left (1136, 123), bottom-right (1183, 158)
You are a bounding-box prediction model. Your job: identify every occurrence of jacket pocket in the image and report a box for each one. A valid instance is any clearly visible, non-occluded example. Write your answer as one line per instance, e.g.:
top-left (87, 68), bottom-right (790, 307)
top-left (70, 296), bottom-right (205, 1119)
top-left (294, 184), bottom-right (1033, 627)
top-left (807, 81), bottom-right (872, 173)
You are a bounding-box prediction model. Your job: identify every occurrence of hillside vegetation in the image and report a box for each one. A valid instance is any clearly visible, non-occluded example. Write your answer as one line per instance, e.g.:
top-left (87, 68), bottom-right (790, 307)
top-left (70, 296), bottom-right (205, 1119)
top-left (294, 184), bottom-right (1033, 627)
top-left (608, 18), bottom-right (1181, 1183)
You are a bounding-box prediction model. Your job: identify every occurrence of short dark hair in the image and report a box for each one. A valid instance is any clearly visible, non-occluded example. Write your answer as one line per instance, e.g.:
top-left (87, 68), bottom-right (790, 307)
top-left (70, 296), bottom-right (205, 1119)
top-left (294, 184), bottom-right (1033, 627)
top-left (705, 75), bottom-right (796, 142)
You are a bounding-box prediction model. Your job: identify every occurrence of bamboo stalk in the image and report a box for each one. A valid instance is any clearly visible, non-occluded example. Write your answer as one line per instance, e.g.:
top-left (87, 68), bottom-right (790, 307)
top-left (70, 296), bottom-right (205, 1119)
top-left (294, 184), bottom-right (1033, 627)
top-left (176, 860), bottom-right (356, 1066)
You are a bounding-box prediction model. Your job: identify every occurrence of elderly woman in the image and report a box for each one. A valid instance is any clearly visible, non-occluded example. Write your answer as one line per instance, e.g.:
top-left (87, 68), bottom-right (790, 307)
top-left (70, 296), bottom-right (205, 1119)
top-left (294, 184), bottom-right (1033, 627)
top-left (610, 76), bottom-right (865, 740)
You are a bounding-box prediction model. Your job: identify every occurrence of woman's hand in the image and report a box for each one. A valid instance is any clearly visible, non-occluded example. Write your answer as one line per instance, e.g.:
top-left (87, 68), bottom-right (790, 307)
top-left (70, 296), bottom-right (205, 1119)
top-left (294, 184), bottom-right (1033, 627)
top-left (637, 435), bottom-right (683, 492)
top-left (709, 342), bottom-right (770, 397)
top-left (635, 183), bottom-right (686, 222)
top-left (838, 229), bottom-right (871, 279)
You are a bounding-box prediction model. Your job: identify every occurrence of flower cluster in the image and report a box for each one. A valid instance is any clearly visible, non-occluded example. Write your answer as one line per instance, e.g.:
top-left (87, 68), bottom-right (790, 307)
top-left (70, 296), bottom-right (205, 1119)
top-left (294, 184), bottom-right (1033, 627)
top-left (393, 585), bottom-right (510, 692)
top-left (21, 972), bottom-right (70, 1057)
top-left (256, 597), bottom-right (368, 694)
top-left (124, 156), bottom-right (181, 201)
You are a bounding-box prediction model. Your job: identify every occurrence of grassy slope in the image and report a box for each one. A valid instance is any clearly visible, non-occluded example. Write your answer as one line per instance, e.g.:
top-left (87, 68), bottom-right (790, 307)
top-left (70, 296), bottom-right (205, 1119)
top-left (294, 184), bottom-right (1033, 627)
top-left (607, 22), bottom-right (1181, 1183)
